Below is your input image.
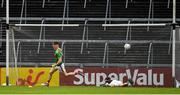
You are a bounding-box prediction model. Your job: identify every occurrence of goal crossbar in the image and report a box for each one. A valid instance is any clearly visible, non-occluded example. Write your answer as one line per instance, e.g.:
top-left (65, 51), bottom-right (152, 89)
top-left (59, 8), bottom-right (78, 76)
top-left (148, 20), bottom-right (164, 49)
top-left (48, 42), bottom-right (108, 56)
top-left (0, 39), bottom-right (172, 44)
top-left (12, 23), bottom-right (169, 27)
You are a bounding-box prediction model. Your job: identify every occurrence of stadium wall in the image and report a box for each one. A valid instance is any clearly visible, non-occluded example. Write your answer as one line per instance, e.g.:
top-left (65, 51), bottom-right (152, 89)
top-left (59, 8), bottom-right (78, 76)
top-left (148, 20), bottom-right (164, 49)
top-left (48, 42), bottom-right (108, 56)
top-left (0, 67), bottom-right (173, 87)
top-left (60, 67), bottom-right (173, 87)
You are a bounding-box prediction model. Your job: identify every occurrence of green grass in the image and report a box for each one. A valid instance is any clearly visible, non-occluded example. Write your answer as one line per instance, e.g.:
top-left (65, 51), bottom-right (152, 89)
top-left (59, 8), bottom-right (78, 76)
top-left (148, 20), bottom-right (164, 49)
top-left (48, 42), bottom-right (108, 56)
top-left (0, 86), bottom-right (180, 94)
top-left (0, 86), bottom-right (179, 94)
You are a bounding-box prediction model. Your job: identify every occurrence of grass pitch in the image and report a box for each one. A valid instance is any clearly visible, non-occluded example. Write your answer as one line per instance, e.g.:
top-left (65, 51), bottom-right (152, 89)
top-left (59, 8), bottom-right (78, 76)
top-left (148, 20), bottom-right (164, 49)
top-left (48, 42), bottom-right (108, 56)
top-left (0, 86), bottom-right (179, 94)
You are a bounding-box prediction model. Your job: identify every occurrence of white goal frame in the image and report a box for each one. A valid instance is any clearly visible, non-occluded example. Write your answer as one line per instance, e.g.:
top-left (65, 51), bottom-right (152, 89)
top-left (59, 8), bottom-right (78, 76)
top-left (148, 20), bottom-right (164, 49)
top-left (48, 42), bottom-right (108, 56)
top-left (5, 0), bottom-right (177, 87)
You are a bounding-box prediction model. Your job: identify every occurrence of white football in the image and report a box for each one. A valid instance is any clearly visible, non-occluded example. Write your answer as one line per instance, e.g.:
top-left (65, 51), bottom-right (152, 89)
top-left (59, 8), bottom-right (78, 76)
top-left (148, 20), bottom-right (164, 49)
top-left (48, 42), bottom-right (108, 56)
top-left (124, 43), bottom-right (131, 50)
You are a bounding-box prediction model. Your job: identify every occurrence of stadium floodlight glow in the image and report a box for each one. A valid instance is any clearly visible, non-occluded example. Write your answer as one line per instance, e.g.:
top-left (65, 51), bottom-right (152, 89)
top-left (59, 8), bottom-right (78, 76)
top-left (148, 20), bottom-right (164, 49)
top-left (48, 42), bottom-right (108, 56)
top-left (13, 23), bottom-right (169, 27)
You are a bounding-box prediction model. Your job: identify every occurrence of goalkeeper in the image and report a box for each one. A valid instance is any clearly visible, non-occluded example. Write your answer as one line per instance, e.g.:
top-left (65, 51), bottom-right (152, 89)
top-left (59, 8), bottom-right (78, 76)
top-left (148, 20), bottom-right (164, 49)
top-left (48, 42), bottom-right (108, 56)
top-left (42, 42), bottom-right (80, 86)
top-left (101, 77), bottom-right (134, 87)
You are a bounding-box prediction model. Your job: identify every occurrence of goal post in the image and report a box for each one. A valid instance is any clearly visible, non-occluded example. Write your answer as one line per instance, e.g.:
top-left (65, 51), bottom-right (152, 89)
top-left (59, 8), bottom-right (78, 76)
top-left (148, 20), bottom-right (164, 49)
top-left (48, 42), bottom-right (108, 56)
top-left (175, 27), bottom-right (180, 88)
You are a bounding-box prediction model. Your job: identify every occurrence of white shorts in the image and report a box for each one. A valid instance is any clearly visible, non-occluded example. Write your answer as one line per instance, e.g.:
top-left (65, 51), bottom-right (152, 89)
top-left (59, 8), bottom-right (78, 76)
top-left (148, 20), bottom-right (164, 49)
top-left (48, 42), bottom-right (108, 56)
top-left (109, 80), bottom-right (123, 87)
top-left (54, 63), bottom-right (65, 72)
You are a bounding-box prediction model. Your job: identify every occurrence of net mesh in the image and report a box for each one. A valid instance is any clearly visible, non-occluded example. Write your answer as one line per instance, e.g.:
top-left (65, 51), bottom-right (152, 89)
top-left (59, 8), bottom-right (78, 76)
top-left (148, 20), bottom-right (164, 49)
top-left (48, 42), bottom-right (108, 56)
top-left (8, 25), bottom-right (172, 65)
top-left (1, 24), bottom-right (173, 86)
top-left (8, 28), bottom-right (19, 85)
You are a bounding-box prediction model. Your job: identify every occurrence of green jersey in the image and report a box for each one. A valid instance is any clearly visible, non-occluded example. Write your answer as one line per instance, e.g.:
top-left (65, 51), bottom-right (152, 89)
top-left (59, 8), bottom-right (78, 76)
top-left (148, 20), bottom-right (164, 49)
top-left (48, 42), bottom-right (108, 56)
top-left (54, 48), bottom-right (63, 65)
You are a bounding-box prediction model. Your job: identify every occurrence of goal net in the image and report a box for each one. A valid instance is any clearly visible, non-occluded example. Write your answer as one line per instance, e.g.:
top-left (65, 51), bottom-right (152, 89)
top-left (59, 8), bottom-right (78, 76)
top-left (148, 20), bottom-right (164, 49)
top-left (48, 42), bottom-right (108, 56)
top-left (1, 23), bottom-right (174, 87)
